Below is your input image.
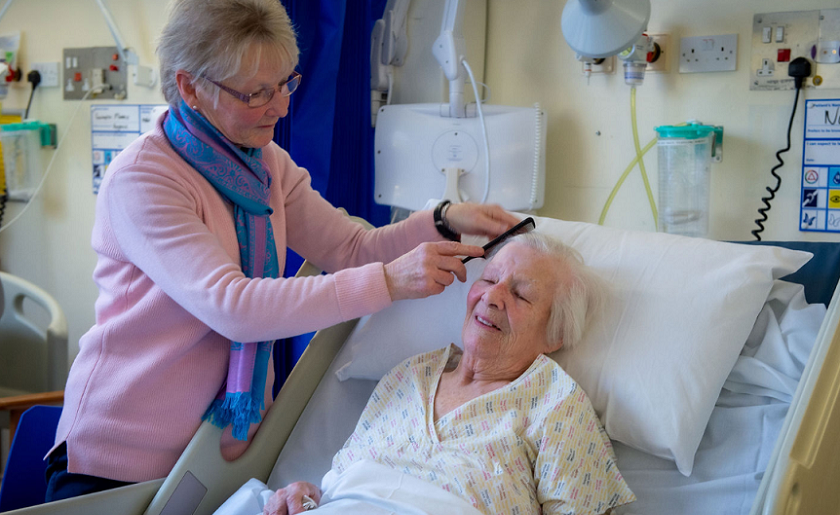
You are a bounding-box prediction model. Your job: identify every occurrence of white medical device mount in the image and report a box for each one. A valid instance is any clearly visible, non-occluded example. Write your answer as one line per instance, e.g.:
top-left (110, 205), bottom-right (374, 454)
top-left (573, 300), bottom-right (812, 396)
top-left (370, 0), bottom-right (410, 125)
top-left (373, 0), bottom-right (547, 212)
top-left (432, 0), bottom-right (470, 119)
top-left (432, 0), bottom-right (484, 203)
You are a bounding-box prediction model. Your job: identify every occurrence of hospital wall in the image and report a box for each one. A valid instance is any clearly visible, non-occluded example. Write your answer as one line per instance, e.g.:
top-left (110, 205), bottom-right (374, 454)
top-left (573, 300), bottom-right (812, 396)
top-left (486, 0), bottom-right (840, 239)
top-left (0, 0), bottom-right (837, 362)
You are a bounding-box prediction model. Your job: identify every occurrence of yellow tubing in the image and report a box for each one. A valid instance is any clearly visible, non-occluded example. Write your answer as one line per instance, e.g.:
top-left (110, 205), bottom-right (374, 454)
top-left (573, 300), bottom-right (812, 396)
top-left (599, 89), bottom-right (689, 228)
top-left (631, 87), bottom-right (658, 229)
top-left (598, 136), bottom-right (656, 225)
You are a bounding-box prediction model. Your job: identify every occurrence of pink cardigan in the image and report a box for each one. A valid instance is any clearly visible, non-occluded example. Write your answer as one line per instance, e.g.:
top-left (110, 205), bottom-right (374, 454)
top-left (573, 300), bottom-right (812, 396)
top-left (54, 116), bottom-right (442, 482)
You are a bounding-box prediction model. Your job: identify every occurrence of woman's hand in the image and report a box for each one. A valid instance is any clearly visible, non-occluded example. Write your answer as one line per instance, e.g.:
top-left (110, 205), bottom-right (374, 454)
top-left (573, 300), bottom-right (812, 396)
top-left (384, 241), bottom-right (484, 301)
top-left (444, 202), bottom-right (520, 238)
top-left (263, 481), bottom-right (321, 515)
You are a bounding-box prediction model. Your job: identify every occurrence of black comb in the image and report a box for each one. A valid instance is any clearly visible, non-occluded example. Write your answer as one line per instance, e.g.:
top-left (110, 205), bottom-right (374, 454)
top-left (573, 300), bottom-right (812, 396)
top-left (462, 217), bottom-right (536, 264)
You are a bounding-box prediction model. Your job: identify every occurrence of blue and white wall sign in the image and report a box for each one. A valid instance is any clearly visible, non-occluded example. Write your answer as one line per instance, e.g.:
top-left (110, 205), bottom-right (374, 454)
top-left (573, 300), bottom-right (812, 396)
top-left (801, 99), bottom-right (840, 232)
top-left (90, 104), bottom-right (168, 194)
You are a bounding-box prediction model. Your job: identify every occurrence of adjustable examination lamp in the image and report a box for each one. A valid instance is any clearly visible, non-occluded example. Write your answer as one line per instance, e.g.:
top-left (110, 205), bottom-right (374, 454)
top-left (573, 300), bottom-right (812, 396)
top-left (561, 0), bottom-right (654, 84)
top-left (561, 0), bottom-right (650, 59)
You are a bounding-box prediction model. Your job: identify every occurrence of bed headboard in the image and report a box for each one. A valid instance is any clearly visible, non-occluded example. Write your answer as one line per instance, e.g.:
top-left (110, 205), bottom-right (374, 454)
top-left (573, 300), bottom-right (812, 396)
top-left (738, 241), bottom-right (840, 306)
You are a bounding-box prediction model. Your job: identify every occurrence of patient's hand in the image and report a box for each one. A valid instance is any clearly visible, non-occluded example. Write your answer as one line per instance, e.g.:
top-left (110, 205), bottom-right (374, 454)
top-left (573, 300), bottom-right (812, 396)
top-left (263, 481), bottom-right (321, 515)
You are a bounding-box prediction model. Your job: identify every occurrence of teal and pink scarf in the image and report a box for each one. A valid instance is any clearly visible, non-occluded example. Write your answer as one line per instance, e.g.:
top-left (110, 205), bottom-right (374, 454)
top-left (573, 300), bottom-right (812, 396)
top-left (163, 100), bottom-right (279, 441)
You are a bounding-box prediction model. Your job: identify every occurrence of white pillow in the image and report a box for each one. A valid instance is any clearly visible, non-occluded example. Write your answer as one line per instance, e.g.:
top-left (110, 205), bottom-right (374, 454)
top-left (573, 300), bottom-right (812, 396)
top-left (334, 217), bottom-right (811, 476)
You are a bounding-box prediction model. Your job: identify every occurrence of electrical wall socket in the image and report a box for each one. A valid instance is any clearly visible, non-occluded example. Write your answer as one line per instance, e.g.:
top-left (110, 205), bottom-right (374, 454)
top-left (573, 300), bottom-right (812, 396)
top-left (31, 62), bottom-right (60, 87)
top-left (757, 58), bottom-right (775, 77)
top-left (679, 34), bottom-right (738, 73)
top-left (646, 33), bottom-right (670, 73)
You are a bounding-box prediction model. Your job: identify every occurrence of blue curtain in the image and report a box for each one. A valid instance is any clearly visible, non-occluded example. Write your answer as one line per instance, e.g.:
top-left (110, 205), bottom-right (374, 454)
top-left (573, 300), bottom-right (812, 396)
top-left (273, 0), bottom-right (390, 396)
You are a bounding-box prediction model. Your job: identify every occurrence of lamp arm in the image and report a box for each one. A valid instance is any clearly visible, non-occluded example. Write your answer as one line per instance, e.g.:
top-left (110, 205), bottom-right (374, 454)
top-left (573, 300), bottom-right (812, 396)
top-left (0, 0), bottom-right (13, 25)
top-left (94, 0), bottom-right (138, 65)
top-left (432, 0), bottom-right (467, 117)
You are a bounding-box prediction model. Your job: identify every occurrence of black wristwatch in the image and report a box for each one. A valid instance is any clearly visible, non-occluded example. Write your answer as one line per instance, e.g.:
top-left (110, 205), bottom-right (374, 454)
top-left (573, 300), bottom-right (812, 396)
top-left (433, 200), bottom-right (461, 241)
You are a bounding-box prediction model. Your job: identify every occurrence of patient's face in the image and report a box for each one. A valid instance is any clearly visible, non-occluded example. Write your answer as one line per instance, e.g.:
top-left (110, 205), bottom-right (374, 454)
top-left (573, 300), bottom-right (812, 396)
top-left (462, 242), bottom-right (561, 368)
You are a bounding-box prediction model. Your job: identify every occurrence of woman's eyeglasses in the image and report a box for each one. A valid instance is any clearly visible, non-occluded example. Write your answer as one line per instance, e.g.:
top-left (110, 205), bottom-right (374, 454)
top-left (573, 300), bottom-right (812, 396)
top-left (203, 71), bottom-right (302, 108)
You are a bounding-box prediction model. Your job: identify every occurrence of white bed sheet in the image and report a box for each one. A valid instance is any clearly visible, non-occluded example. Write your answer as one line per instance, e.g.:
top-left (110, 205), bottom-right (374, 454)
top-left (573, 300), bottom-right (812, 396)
top-left (614, 280), bottom-right (824, 515)
top-left (218, 461), bottom-right (483, 515)
top-left (268, 280), bottom-right (825, 514)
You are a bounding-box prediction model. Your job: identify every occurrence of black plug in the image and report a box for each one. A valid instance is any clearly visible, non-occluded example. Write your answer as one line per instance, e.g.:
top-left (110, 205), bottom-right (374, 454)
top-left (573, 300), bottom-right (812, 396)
top-left (27, 69), bottom-right (41, 89)
top-left (24, 70), bottom-right (41, 119)
top-left (788, 57), bottom-right (812, 89)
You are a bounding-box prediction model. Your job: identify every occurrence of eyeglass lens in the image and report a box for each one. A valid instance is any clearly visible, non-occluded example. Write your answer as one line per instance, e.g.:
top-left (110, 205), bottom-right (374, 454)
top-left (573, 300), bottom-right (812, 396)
top-left (248, 73), bottom-right (301, 107)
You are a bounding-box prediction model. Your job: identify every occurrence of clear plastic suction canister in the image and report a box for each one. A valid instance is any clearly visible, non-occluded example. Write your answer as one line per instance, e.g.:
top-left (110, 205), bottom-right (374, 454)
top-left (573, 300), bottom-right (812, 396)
top-left (624, 61), bottom-right (646, 85)
top-left (654, 123), bottom-right (716, 237)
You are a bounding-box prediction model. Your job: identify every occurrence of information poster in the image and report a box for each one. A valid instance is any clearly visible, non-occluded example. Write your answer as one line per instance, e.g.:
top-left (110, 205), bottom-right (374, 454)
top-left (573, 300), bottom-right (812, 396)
top-left (801, 99), bottom-right (840, 232)
top-left (90, 104), bottom-right (168, 194)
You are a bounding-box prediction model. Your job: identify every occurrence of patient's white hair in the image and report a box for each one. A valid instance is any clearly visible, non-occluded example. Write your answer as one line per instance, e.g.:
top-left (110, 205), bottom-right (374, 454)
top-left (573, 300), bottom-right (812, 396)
top-left (497, 233), bottom-right (606, 350)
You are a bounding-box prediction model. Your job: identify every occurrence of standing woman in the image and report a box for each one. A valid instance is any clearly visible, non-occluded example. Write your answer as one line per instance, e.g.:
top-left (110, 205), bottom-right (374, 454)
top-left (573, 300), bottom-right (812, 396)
top-left (45, 0), bottom-right (518, 502)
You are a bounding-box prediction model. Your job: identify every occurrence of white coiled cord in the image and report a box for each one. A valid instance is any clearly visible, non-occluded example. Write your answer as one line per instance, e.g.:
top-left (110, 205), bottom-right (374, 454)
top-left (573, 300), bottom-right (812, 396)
top-left (529, 103), bottom-right (542, 210)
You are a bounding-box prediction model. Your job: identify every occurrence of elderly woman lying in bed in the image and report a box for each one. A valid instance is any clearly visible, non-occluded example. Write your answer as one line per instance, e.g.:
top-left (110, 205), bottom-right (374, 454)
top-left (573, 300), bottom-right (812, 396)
top-left (252, 233), bottom-right (635, 515)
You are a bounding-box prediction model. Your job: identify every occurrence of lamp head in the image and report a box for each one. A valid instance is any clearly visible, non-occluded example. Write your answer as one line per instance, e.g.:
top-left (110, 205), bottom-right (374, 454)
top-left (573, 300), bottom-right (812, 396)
top-left (561, 0), bottom-right (651, 59)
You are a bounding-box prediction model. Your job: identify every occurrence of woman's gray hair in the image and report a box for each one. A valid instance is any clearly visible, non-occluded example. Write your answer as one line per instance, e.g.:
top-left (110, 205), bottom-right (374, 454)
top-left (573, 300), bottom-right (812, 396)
top-left (157, 0), bottom-right (299, 106)
top-left (500, 232), bottom-right (606, 350)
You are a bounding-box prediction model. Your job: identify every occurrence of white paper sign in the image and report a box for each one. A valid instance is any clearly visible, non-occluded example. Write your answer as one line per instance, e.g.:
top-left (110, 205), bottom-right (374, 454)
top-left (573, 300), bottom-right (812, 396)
top-left (90, 104), bottom-right (168, 194)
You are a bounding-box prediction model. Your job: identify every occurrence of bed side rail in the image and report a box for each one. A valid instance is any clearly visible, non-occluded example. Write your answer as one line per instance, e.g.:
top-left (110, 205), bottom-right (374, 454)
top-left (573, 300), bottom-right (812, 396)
top-left (757, 278), bottom-right (840, 515)
top-left (4, 480), bottom-right (164, 515)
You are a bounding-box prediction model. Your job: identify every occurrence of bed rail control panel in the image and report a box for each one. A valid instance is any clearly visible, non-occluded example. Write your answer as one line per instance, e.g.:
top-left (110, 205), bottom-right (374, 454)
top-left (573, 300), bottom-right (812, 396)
top-left (158, 471), bottom-right (207, 515)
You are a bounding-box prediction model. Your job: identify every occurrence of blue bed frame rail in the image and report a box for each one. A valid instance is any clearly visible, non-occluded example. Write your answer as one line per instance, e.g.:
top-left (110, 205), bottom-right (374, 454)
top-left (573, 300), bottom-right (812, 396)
top-left (738, 241), bottom-right (840, 306)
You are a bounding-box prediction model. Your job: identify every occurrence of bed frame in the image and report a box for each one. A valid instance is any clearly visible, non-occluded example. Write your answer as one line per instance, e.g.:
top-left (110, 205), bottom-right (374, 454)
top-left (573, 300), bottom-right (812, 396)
top-left (8, 244), bottom-right (840, 515)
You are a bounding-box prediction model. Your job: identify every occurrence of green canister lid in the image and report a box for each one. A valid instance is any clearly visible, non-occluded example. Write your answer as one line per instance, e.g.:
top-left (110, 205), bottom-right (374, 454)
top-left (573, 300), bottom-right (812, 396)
top-left (655, 123), bottom-right (716, 139)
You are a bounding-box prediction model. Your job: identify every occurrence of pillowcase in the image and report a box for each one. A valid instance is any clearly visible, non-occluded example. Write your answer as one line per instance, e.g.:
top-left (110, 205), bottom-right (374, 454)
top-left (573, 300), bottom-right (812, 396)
top-left (334, 216), bottom-right (811, 476)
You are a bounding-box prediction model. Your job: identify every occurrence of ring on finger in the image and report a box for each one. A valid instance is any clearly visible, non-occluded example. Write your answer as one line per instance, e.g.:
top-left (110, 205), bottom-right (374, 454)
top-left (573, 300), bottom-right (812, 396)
top-left (302, 495), bottom-right (318, 511)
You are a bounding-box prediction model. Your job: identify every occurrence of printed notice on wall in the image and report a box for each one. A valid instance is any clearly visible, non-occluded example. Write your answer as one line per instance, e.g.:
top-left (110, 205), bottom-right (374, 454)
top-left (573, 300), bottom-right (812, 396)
top-left (90, 104), bottom-right (168, 194)
top-left (801, 99), bottom-right (840, 232)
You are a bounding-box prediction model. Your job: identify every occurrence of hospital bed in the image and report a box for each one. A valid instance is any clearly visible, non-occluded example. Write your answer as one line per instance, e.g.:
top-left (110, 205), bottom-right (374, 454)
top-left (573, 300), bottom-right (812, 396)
top-left (8, 227), bottom-right (840, 515)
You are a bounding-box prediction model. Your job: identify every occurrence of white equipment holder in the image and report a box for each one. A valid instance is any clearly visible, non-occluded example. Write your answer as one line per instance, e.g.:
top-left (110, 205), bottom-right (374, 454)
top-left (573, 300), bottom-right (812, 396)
top-left (373, 103), bottom-right (547, 212)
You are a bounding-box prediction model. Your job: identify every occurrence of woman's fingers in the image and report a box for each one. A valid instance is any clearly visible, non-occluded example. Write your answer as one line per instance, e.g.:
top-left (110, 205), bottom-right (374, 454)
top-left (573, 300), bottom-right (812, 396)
top-left (384, 242), bottom-right (484, 301)
top-left (444, 202), bottom-right (520, 238)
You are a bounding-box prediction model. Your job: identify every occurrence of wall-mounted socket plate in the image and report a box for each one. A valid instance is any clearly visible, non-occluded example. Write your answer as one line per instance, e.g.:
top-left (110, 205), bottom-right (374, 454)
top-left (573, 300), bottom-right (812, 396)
top-left (31, 62), bottom-right (60, 87)
top-left (750, 9), bottom-right (840, 91)
top-left (63, 46), bottom-right (127, 100)
top-left (646, 33), bottom-right (671, 73)
top-left (581, 55), bottom-right (615, 76)
top-left (679, 34), bottom-right (738, 73)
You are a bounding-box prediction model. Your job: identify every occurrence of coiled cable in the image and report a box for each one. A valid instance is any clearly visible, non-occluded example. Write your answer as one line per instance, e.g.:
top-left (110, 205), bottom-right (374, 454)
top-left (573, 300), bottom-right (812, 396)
top-left (752, 86), bottom-right (801, 241)
top-left (529, 103), bottom-right (542, 210)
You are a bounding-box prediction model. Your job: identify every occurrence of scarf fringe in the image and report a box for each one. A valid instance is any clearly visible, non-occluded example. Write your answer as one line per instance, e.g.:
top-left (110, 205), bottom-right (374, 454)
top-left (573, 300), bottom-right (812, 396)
top-left (202, 392), bottom-right (265, 441)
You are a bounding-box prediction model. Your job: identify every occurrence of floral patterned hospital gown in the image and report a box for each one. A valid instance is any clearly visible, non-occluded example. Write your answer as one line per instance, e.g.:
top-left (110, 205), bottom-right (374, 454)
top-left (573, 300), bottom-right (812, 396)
top-left (332, 344), bottom-right (635, 515)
